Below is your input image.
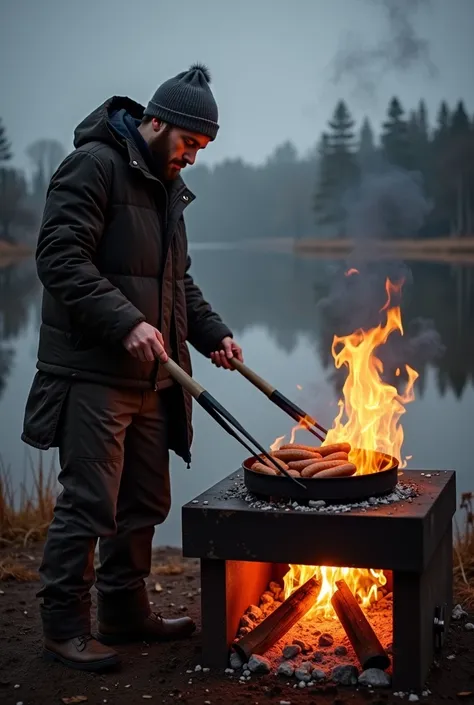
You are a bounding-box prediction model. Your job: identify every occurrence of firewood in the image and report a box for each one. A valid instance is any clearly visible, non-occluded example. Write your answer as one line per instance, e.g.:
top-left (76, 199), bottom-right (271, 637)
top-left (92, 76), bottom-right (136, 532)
top-left (331, 578), bottom-right (390, 671)
top-left (233, 576), bottom-right (322, 661)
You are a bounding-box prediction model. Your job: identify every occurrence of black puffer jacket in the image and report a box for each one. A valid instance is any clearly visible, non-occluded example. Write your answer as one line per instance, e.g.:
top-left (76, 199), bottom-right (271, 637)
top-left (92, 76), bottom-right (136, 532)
top-left (31, 95), bottom-right (232, 462)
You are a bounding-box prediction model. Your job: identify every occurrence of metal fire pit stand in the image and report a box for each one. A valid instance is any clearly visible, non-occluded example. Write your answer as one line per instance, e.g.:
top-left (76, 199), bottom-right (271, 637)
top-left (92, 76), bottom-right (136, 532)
top-left (182, 470), bottom-right (456, 692)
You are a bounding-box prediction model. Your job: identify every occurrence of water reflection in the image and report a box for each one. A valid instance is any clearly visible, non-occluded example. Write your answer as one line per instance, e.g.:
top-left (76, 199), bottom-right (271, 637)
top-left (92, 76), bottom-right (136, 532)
top-left (0, 250), bottom-right (473, 546)
top-left (0, 259), bottom-right (41, 399)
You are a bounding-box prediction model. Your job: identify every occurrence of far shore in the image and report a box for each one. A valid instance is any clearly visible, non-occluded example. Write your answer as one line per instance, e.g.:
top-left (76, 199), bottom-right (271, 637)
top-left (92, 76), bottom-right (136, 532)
top-left (0, 240), bottom-right (33, 267)
top-left (293, 236), bottom-right (474, 264)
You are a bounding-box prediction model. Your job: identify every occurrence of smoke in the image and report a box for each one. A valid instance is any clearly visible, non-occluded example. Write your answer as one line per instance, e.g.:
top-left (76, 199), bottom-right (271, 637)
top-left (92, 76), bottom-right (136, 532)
top-left (315, 157), bottom-right (444, 393)
top-left (331, 0), bottom-right (438, 101)
top-left (343, 164), bottom-right (433, 242)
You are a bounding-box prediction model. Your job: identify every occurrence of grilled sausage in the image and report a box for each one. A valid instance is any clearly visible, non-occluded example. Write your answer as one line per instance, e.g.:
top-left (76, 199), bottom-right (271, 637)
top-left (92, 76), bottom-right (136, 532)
top-left (321, 451), bottom-right (349, 462)
top-left (272, 449), bottom-right (320, 462)
top-left (301, 459), bottom-right (348, 478)
top-left (280, 443), bottom-right (322, 453)
top-left (286, 469), bottom-right (302, 478)
top-left (288, 457), bottom-right (323, 471)
top-left (252, 462), bottom-right (278, 476)
top-left (318, 443), bottom-right (351, 457)
top-left (260, 454), bottom-right (289, 473)
top-left (313, 463), bottom-right (357, 478)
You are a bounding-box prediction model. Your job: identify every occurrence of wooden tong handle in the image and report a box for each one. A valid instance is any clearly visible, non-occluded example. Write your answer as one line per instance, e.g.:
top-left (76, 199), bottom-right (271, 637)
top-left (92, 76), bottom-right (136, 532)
top-left (162, 358), bottom-right (205, 399)
top-left (229, 358), bottom-right (275, 397)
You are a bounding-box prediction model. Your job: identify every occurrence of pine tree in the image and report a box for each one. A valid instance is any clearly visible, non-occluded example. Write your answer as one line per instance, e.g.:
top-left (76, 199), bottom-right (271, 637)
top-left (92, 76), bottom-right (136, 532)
top-left (434, 101), bottom-right (450, 143)
top-left (314, 101), bottom-right (360, 234)
top-left (0, 118), bottom-right (12, 162)
top-left (381, 97), bottom-right (412, 170)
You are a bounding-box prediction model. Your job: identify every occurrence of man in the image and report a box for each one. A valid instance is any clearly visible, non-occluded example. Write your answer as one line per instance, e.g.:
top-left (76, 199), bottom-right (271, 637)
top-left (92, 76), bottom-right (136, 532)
top-left (22, 63), bottom-right (242, 672)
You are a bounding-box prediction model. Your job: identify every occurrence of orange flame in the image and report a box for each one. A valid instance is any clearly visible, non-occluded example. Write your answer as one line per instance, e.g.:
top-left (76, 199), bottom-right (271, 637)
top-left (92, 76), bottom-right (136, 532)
top-left (345, 268), bottom-right (360, 277)
top-left (279, 278), bottom-right (417, 618)
top-left (325, 278), bottom-right (418, 473)
top-left (283, 565), bottom-right (387, 620)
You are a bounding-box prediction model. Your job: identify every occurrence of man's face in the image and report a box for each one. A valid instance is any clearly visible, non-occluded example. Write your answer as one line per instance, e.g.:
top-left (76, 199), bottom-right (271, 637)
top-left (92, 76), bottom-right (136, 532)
top-left (148, 121), bottom-right (211, 182)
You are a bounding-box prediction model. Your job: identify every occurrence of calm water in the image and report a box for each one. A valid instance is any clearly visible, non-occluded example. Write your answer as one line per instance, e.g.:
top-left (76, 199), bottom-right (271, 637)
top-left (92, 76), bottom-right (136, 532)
top-left (0, 249), bottom-right (473, 546)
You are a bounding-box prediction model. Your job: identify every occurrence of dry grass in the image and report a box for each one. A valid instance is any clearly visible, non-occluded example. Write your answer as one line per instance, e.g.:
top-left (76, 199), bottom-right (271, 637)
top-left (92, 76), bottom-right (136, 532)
top-left (151, 560), bottom-right (185, 576)
top-left (0, 559), bottom-right (38, 581)
top-left (0, 453), bottom-right (57, 548)
top-left (453, 492), bottom-right (474, 610)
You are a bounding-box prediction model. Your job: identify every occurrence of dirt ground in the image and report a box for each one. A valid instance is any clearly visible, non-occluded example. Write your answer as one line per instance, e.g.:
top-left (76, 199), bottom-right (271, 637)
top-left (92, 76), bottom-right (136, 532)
top-left (1, 544), bottom-right (473, 705)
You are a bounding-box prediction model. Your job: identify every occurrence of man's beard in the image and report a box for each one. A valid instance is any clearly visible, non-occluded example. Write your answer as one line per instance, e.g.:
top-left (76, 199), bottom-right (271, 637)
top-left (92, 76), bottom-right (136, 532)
top-left (148, 127), bottom-right (186, 183)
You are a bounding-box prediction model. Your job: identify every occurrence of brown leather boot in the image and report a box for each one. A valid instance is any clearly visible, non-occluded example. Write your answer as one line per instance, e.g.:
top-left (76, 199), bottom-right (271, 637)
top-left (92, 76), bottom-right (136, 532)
top-left (97, 612), bottom-right (196, 645)
top-left (43, 634), bottom-right (120, 671)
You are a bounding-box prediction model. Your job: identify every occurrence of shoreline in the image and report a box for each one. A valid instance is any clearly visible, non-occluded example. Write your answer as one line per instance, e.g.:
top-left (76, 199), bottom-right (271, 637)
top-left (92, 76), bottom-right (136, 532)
top-left (293, 237), bottom-right (474, 264)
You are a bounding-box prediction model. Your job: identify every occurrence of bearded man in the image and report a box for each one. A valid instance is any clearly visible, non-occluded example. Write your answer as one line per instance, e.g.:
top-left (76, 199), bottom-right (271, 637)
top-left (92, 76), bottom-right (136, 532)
top-left (22, 63), bottom-right (242, 672)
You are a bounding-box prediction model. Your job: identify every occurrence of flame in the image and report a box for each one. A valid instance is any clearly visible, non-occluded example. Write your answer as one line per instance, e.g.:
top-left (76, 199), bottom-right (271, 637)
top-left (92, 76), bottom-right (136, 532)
top-left (345, 268), bottom-right (360, 277)
top-left (275, 278), bottom-right (417, 619)
top-left (270, 435), bottom-right (286, 452)
top-left (325, 278), bottom-right (418, 473)
top-left (283, 565), bottom-right (387, 620)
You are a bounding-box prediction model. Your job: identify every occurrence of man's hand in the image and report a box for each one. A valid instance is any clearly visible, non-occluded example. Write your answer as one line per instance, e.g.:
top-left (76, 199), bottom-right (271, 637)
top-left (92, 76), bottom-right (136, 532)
top-left (210, 336), bottom-right (243, 370)
top-left (122, 322), bottom-right (168, 363)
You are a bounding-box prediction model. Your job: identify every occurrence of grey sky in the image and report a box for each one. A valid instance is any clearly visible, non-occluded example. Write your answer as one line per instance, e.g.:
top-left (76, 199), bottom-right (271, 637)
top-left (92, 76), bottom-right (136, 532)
top-left (1, 0), bottom-right (473, 174)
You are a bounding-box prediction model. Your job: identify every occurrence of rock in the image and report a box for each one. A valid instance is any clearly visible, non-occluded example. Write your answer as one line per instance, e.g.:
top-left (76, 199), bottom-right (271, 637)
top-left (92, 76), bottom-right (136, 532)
top-left (269, 581), bottom-right (281, 595)
top-left (299, 681), bottom-right (306, 688)
top-left (248, 654), bottom-right (271, 674)
top-left (240, 615), bottom-right (254, 630)
top-left (309, 500), bottom-right (326, 509)
top-left (465, 623), bottom-right (474, 631)
top-left (358, 669), bottom-right (391, 687)
top-left (312, 651), bottom-right (324, 663)
top-left (334, 645), bottom-right (348, 656)
top-left (293, 639), bottom-right (311, 653)
top-left (283, 644), bottom-right (301, 659)
top-left (229, 651), bottom-right (244, 669)
top-left (277, 661), bottom-right (295, 677)
top-left (295, 662), bottom-right (313, 682)
top-left (331, 665), bottom-right (359, 686)
top-left (312, 668), bottom-right (326, 681)
top-left (260, 592), bottom-right (274, 605)
top-left (408, 695), bottom-right (419, 702)
top-left (246, 604), bottom-right (263, 619)
top-left (452, 604), bottom-right (468, 620)
top-left (243, 669), bottom-right (251, 677)
top-left (318, 633), bottom-right (334, 647)
top-left (239, 627), bottom-right (251, 636)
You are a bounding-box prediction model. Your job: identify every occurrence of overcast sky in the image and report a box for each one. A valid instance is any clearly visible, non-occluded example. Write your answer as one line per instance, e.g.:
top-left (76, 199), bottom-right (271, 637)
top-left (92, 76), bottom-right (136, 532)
top-left (1, 0), bottom-right (473, 174)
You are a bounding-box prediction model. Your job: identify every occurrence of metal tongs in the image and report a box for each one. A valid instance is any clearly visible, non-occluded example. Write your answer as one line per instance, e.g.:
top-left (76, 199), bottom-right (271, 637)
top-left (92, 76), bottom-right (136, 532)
top-left (163, 358), bottom-right (306, 488)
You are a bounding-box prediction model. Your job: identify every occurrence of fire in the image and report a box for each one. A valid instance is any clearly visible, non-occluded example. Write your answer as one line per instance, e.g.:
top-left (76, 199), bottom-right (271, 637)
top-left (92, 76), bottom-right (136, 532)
top-left (325, 278), bottom-right (418, 474)
top-left (277, 278), bottom-right (418, 618)
top-left (283, 564), bottom-right (387, 620)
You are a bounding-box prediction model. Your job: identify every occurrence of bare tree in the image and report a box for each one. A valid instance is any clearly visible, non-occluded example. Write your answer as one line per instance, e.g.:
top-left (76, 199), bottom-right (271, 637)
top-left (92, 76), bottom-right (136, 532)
top-left (26, 138), bottom-right (66, 201)
top-left (0, 168), bottom-right (35, 243)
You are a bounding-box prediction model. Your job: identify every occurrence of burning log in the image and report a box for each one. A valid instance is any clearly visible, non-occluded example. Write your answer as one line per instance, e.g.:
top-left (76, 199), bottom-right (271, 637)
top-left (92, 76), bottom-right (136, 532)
top-left (233, 576), bottom-right (322, 662)
top-left (331, 578), bottom-right (390, 671)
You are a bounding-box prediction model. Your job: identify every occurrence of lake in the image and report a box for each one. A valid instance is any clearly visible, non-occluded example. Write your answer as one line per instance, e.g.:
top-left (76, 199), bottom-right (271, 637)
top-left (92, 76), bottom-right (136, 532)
top-left (0, 248), bottom-right (473, 546)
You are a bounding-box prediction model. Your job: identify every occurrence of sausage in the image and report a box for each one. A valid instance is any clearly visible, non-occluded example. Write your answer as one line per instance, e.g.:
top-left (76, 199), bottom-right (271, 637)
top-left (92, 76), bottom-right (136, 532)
top-left (280, 443), bottom-right (321, 453)
top-left (252, 462), bottom-right (277, 476)
top-left (286, 469), bottom-right (302, 478)
top-left (318, 443), bottom-right (351, 457)
top-left (288, 457), bottom-right (323, 471)
top-left (260, 454), bottom-right (289, 473)
top-left (313, 463), bottom-right (357, 478)
top-left (272, 449), bottom-right (320, 462)
top-left (321, 451), bottom-right (349, 462)
top-left (301, 459), bottom-right (348, 478)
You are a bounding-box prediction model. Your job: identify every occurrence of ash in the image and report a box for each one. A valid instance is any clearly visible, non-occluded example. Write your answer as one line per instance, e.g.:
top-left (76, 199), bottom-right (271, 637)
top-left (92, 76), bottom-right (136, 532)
top-left (223, 475), bottom-right (419, 513)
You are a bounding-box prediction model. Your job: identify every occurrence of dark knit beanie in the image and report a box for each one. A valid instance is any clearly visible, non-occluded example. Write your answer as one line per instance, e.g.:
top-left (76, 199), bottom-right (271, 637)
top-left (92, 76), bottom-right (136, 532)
top-left (143, 63), bottom-right (219, 140)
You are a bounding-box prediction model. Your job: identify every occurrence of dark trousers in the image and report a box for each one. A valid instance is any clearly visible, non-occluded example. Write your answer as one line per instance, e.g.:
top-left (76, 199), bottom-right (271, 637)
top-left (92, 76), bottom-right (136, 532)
top-left (38, 382), bottom-right (171, 640)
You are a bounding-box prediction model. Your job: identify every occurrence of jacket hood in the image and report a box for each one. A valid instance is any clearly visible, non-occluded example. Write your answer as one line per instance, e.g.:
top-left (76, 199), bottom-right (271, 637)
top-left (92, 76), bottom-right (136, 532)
top-left (73, 96), bottom-right (146, 149)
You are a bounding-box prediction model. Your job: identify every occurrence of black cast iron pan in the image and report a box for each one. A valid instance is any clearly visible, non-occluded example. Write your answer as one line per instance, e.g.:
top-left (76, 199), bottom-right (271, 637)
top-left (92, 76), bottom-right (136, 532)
top-left (242, 449), bottom-right (399, 503)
